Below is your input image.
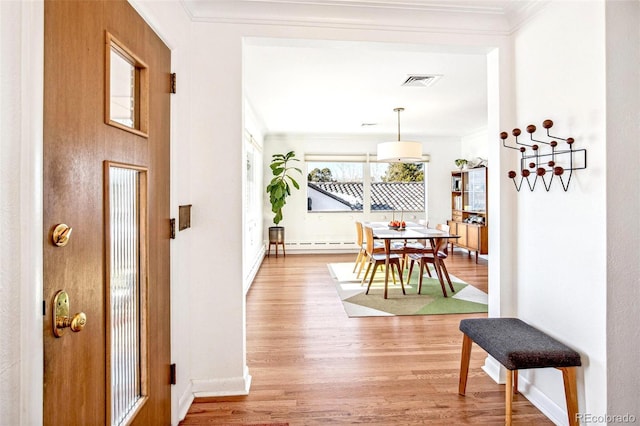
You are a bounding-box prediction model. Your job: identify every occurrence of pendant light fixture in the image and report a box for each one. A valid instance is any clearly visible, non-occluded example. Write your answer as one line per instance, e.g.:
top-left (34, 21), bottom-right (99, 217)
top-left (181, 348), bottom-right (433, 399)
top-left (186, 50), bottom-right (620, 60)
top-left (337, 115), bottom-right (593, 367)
top-left (376, 107), bottom-right (423, 163)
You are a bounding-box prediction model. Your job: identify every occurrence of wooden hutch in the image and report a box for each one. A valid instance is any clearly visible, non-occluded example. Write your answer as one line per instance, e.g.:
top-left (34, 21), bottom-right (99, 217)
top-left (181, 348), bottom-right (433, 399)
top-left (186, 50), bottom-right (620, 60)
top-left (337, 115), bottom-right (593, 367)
top-left (447, 167), bottom-right (488, 263)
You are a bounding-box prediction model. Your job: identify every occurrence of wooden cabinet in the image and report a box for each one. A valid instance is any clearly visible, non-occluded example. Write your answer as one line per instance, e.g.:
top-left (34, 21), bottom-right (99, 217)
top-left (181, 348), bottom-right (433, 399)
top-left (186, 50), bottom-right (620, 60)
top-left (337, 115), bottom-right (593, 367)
top-left (449, 167), bottom-right (488, 262)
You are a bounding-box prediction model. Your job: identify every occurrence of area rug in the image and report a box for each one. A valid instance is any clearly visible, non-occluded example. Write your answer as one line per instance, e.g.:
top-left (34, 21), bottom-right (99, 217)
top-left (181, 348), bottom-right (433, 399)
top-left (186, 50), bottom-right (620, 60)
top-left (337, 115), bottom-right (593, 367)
top-left (328, 262), bottom-right (488, 317)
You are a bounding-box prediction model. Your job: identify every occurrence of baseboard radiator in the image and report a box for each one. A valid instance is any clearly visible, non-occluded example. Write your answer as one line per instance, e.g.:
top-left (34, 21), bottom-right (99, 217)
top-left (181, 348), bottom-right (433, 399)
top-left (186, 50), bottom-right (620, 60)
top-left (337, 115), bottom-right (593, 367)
top-left (268, 240), bottom-right (359, 254)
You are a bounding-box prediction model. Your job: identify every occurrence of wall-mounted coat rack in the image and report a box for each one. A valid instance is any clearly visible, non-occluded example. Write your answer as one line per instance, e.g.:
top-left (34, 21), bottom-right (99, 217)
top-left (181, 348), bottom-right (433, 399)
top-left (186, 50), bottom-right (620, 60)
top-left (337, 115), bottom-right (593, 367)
top-left (500, 119), bottom-right (587, 192)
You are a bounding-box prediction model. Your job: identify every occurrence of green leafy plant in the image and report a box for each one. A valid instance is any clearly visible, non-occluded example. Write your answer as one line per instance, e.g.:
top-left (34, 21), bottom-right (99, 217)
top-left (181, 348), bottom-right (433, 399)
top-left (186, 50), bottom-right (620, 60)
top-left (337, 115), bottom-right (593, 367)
top-left (455, 158), bottom-right (468, 169)
top-left (266, 151), bottom-right (302, 225)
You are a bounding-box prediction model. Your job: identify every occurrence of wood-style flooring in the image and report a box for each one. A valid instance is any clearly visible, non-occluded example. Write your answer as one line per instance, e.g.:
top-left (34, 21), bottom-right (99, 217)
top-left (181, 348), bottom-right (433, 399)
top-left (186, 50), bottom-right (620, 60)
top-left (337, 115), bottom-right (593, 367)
top-left (179, 251), bottom-right (552, 425)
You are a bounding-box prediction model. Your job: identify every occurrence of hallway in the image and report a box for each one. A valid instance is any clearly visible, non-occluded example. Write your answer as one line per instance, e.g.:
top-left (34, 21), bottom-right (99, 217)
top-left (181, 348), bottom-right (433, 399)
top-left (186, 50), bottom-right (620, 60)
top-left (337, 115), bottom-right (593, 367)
top-left (180, 252), bottom-right (551, 425)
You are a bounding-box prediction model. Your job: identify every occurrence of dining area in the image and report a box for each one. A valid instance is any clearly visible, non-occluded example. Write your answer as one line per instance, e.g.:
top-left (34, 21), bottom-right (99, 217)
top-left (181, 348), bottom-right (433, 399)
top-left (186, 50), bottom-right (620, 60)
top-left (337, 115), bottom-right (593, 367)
top-left (354, 221), bottom-right (460, 299)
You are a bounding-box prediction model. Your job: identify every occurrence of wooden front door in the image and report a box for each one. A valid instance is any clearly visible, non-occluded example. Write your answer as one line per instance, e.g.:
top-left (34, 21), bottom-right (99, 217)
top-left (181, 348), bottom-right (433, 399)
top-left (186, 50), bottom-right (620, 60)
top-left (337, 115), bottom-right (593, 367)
top-left (43, 1), bottom-right (171, 424)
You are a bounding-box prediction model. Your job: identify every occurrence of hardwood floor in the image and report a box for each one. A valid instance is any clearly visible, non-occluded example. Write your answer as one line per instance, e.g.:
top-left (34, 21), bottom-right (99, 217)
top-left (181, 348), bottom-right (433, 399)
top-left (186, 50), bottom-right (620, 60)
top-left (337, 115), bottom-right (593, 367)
top-left (179, 251), bottom-right (552, 425)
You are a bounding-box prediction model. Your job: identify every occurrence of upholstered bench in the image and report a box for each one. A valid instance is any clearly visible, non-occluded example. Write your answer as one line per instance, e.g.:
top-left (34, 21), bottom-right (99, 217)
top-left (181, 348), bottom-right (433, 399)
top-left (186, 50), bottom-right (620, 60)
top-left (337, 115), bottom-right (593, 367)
top-left (458, 318), bottom-right (581, 426)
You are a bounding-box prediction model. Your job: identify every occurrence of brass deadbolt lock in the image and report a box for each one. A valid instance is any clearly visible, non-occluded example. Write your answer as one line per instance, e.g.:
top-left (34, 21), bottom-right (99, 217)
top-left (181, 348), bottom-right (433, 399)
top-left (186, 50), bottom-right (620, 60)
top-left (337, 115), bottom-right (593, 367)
top-left (52, 224), bottom-right (72, 247)
top-left (53, 290), bottom-right (87, 337)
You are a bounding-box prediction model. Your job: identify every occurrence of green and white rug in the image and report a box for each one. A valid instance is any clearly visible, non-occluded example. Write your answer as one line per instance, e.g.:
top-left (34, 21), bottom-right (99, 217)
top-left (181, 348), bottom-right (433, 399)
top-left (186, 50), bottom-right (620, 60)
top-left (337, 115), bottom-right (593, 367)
top-left (328, 262), bottom-right (488, 317)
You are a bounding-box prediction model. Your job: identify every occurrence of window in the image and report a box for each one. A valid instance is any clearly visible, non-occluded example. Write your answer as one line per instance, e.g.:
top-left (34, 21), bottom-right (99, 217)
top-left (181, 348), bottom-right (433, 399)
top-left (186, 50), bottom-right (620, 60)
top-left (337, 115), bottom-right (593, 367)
top-left (306, 158), bottom-right (426, 213)
top-left (105, 32), bottom-right (149, 137)
top-left (370, 162), bottom-right (425, 212)
top-left (105, 163), bottom-right (149, 425)
top-left (307, 162), bottom-right (364, 212)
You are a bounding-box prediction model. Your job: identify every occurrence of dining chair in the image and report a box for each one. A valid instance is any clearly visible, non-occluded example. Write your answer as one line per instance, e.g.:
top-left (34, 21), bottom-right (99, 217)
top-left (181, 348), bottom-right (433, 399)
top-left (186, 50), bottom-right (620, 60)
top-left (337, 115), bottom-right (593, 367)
top-left (397, 239), bottom-right (428, 272)
top-left (435, 223), bottom-right (454, 290)
top-left (353, 221), bottom-right (386, 279)
top-left (395, 220), bottom-right (430, 271)
top-left (406, 224), bottom-right (455, 297)
top-left (353, 221), bottom-right (365, 273)
top-left (362, 225), bottom-right (405, 295)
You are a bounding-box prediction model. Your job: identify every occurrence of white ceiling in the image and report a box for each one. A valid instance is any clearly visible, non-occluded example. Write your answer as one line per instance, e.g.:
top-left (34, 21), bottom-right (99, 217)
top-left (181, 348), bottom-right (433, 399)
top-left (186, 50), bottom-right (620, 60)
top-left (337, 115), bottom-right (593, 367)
top-left (182, 0), bottom-right (537, 138)
top-left (243, 38), bottom-right (488, 138)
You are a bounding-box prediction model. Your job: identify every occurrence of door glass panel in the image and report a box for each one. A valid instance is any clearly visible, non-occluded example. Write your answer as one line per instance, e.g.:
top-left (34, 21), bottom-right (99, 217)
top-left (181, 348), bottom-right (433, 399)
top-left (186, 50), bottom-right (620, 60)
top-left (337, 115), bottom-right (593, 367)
top-left (109, 49), bottom-right (135, 128)
top-left (108, 165), bottom-right (147, 425)
top-left (105, 32), bottom-right (149, 137)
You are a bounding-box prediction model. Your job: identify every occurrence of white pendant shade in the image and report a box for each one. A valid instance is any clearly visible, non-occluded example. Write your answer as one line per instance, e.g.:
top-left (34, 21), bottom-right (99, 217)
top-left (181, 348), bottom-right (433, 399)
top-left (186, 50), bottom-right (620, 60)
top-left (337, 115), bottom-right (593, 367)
top-left (377, 141), bottom-right (423, 163)
top-left (377, 107), bottom-right (423, 163)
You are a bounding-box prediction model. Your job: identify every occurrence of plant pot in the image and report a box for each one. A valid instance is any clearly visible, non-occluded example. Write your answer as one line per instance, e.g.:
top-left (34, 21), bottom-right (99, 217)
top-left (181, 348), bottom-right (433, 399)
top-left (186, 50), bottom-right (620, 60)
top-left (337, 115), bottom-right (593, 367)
top-left (268, 226), bottom-right (285, 243)
top-left (268, 226), bottom-right (286, 257)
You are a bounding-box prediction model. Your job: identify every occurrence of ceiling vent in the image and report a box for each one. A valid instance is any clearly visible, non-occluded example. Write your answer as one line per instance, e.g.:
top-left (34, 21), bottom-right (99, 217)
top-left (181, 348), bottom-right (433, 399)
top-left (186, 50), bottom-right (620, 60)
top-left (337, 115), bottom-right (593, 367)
top-left (401, 74), bottom-right (442, 87)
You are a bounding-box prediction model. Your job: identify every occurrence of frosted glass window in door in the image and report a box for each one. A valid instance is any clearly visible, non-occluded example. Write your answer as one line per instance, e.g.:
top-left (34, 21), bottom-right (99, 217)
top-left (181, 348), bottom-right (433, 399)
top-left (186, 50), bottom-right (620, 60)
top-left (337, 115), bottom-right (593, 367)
top-left (107, 164), bottom-right (149, 425)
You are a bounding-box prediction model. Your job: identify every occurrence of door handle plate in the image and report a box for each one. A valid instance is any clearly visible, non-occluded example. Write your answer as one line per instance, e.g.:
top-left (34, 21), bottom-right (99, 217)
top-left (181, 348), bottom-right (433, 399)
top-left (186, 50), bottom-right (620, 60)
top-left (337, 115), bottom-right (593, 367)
top-left (52, 290), bottom-right (87, 337)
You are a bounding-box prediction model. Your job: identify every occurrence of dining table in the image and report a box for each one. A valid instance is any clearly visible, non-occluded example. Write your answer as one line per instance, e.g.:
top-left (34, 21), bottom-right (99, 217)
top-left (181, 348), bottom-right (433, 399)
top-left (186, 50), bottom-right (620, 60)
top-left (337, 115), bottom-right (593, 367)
top-left (365, 221), bottom-right (460, 299)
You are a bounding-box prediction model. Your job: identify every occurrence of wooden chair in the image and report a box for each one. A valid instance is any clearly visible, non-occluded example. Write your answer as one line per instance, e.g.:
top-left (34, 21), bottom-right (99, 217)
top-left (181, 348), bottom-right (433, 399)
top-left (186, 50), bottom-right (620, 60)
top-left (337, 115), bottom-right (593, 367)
top-left (353, 221), bottom-right (365, 274)
top-left (397, 239), bottom-right (428, 271)
top-left (434, 223), bottom-right (454, 289)
top-left (395, 220), bottom-right (430, 271)
top-left (406, 225), bottom-right (455, 297)
top-left (362, 225), bottom-right (405, 296)
top-left (353, 221), bottom-right (386, 279)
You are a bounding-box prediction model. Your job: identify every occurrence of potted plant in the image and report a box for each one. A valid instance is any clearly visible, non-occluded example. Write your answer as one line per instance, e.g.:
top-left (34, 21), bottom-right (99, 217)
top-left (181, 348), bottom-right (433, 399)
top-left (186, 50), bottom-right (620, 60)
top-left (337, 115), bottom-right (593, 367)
top-left (455, 158), bottom-right (468, 170)
top-left (266, 151), bottom-right (302, 253)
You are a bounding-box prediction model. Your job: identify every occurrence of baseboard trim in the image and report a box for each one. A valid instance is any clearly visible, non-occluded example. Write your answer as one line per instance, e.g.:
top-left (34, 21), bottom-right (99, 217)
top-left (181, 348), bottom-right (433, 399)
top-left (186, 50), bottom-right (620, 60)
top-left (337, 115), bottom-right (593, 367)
top-left (177, 382), bottom-right (195, 422)
top-left (518, 374), bottom-right (567, 426)
top-left (191, 370), bottom-right (252, 397)
top-left (482, 355), bottom-right (506, 383)
top-left (244, 248), bottom-right (265, 295)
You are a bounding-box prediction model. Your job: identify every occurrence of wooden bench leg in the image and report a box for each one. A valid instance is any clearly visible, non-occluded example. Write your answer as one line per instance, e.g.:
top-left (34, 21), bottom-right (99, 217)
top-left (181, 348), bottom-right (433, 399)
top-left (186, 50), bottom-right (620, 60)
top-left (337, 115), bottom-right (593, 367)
top-left (513, 370), bottom-right (518, 394)
top-left (505, 369), bottom-right (513, 426)
top-left (458, 334), bottom-right (472, 395)
top-left (558, 367), bottom-right (579, 426)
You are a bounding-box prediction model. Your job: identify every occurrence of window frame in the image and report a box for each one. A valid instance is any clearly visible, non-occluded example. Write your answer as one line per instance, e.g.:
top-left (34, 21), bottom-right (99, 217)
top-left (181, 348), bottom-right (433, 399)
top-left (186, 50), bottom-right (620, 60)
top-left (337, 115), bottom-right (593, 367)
top-left (105, 32), bottom-right (149, 138)
top-left (304, 154), bottom-right (429, 214)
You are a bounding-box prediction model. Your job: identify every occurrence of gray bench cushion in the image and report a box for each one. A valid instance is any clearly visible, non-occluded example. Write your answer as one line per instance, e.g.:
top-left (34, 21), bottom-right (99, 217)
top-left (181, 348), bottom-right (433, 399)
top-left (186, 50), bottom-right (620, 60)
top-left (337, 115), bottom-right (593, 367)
top-left (459, 318), bottom-right (581, 370)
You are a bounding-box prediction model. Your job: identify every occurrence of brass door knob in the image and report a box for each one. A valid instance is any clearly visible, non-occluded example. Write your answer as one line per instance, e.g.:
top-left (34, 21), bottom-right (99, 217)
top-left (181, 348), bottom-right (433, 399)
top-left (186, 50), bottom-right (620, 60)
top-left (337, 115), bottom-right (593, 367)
top-left (52, 290), bottom-right (87, 337)
top-left (55, 312), bottom-right (87, 333)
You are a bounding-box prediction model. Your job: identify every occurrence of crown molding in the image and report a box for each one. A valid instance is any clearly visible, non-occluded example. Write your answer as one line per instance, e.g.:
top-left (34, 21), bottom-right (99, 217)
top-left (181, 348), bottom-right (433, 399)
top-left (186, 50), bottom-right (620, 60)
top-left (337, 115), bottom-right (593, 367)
top-left (200, 0), bottom-right (509, 14)
top-left (180, 0), bottom-right (529, 34)
top-left (505, 0), bottom-right (550, 34)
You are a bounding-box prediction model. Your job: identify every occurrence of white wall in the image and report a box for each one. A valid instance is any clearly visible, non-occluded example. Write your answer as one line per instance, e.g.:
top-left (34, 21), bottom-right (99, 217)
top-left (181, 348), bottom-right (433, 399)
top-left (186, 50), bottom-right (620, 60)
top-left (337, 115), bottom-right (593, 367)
top-left (512, 1), bottom-right (608, 423)
top-left (183, 21), bottom-right (249, 398)
top-left (461, 129), bottom-right (489, 161)
top-left (0, 1), bottom-right (44, 424)
top-left (604, 0), bottom-right (640, 417)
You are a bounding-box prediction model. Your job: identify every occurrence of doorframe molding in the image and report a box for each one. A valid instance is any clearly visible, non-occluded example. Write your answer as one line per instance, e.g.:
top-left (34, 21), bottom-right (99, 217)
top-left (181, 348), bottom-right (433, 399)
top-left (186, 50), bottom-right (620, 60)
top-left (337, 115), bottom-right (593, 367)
top-left (21, 0), bottom-right (44, 424)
